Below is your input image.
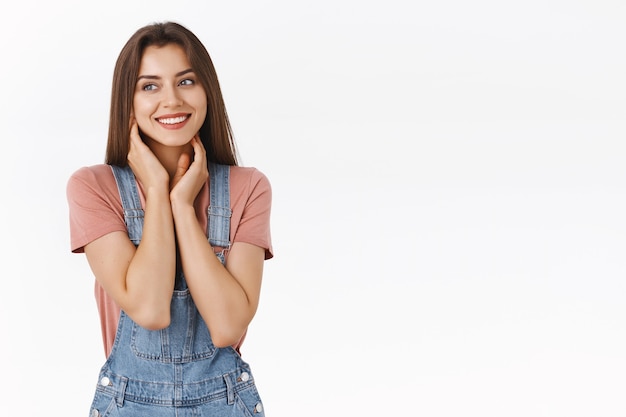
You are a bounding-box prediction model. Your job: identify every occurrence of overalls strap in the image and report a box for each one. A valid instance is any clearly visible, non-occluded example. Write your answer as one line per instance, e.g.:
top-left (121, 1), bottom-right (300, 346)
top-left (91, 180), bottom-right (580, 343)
top-left (208, 162), bottom-right (232, 248)
top-left (110, 165), bottom-right (143, 245)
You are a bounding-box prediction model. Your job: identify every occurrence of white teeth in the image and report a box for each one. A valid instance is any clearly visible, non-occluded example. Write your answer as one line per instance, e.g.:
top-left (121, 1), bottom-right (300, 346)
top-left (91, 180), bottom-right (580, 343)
top-left (158, 115), bottom-right (188, 124)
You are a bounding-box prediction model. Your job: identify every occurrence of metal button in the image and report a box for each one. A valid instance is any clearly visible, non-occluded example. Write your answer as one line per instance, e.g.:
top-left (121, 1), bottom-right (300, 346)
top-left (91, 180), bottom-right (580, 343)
top-left (239, 372), bottom-right (250, 382)
top-left (91, 409), bottom-right (99, 417)
top-left (100, 376), bottom-right (111, 386)
top-left (254, 402), bottom-right (263, 413)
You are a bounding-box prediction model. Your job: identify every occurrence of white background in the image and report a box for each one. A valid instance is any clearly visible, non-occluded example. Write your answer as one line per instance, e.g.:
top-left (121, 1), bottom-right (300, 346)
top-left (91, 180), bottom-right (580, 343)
top-left (1, 1), bottom-right (624, 416)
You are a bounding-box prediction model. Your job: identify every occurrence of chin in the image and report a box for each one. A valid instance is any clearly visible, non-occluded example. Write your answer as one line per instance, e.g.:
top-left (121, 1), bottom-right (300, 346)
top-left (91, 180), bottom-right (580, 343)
top-left (143, 133), bottom-right (191, 148)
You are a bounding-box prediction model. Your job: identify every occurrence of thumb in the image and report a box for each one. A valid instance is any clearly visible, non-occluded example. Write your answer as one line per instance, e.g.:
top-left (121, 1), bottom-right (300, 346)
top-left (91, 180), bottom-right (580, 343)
top-left (171, 151), bottom-right (191, 188)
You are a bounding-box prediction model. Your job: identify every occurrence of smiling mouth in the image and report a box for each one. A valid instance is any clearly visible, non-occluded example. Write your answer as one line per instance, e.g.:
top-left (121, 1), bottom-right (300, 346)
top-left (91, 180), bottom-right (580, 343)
top-left (157, 115), bottom-right (189, 125)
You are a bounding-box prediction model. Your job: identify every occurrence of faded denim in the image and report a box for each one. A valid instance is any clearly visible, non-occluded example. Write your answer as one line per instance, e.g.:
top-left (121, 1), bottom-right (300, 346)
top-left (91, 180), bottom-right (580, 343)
top-left (88, 164), bottom-right (265, 416)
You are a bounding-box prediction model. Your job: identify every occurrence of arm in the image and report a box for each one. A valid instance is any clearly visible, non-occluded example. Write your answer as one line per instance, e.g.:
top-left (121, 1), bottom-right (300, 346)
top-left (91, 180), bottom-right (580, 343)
top-left (84, 121), bottom-right (177, 330)
top-left (174, 213), bottom-right (265, 348)
top-left (170, 137), bottom-right (266, 347)
top-left (84, 186), bottom-right (176, 331)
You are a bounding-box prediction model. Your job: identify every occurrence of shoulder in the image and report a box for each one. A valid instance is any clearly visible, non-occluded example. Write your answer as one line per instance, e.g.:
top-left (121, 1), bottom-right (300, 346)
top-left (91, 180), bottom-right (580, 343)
top-left (229, 166), bottom-right (271, 194)
top-left (66, 164), bottom-right (117, 202)
top-left (67, 164), bottom-right (114, 187)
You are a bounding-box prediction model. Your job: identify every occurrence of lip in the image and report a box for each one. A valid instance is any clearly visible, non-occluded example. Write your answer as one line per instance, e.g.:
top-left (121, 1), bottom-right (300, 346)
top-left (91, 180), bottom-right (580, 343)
top-left (155, 113), bottom-right (191, 130)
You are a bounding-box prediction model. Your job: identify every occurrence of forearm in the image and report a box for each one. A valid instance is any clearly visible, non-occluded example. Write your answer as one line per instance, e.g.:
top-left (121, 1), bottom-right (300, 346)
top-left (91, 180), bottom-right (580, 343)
top-left (125, 186), bottom-right (177, 328)
top-left (172, 203), bottom-right (254, 347)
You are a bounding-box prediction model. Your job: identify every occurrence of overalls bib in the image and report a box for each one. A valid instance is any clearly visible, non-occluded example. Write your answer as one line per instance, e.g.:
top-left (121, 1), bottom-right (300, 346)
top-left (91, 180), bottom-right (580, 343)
top-left (88, 163), bottom-right (265, 417)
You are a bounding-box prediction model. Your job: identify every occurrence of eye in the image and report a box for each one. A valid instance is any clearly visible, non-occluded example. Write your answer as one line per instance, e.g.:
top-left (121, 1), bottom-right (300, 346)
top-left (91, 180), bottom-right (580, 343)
top-left (179, 78), bottom-right (195, 86)
top-left (141, 83), bottom-right (158, 91)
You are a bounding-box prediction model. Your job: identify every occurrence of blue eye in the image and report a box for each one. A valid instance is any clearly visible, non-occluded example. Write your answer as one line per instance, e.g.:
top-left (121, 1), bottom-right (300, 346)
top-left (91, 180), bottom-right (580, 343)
top-left (142, 83), bottom-right (157, 91)
top-left (179, 79), bottom-right (194, 86)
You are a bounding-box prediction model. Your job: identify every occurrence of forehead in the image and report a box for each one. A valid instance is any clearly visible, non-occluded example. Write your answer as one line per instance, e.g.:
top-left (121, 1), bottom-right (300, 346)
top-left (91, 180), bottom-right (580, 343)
top-left (138, 44), bottom-right (191, 74)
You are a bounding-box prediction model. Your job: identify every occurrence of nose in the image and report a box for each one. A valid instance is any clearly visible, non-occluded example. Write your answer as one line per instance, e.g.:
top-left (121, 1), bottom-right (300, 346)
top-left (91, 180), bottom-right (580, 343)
top-left (163, 85), bottom-right (183, 107)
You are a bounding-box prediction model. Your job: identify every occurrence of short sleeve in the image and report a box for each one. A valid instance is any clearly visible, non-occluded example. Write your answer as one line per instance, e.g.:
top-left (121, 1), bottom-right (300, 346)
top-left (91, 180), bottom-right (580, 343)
top-left (66, 165), bottom-right (127, 253)
top-left (230, 167), bottom-right (273, 260)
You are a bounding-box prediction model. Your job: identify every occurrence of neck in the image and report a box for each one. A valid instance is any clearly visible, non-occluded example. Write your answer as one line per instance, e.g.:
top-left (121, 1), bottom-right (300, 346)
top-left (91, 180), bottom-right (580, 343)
top-left (144, 138), bottom-right (193, 179)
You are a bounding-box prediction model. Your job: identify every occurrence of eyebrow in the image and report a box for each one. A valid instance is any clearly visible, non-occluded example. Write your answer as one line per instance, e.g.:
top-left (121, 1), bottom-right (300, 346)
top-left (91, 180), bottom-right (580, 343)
top-left (137, 68), bottom-right (194, 81)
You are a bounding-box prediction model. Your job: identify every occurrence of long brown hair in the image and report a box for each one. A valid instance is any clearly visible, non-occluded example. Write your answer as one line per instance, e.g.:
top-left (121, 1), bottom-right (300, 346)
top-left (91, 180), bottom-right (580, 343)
top-left (105, 21), bottom-right (238, 166)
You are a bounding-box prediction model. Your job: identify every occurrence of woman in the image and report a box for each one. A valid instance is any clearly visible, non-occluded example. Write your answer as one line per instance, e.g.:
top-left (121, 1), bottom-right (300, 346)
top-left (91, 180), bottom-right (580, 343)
top-left (67, 21), bottom-right (272, 416)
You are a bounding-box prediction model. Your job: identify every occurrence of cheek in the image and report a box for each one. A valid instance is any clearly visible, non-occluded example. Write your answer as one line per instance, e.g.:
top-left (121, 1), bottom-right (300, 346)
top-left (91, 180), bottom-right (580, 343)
top-left (196, 99), bottom-right (208, 122)
top-left (198, 105), bottom-right (208, 123)
top-left (193, 91), bottom-right (208, 121)
top-left (133, 100), bottom-right (154, 126)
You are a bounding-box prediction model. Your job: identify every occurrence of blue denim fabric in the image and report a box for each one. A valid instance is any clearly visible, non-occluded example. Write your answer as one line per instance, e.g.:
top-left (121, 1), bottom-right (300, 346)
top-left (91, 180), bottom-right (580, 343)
top-left (88, 164), bottom-right (264, 416)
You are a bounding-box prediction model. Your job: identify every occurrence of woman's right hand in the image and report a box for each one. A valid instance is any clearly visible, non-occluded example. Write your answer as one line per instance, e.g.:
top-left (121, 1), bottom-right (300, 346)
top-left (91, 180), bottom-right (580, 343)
top-left (127, 119), bottom-right (169, 192)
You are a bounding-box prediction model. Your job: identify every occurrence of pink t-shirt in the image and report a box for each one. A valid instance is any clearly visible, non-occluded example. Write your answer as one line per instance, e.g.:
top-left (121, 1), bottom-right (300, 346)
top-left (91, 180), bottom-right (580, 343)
top-left (67, 164), bottom-right (273, 358)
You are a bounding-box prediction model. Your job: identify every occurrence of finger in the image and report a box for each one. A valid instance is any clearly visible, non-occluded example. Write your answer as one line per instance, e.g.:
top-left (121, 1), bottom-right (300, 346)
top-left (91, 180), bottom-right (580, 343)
top-left (191, 135), bottom-right (206, 161)
top-left (130, 120), bottom-right (140, 139)
top-left (127, 121), bottom-right (144, 164)
top-left (170, 151), bottom-right (191, 190)
top-left (176, 151), bottom-right (191, 173)
top-left (194, 134), bottom-right (205, 150)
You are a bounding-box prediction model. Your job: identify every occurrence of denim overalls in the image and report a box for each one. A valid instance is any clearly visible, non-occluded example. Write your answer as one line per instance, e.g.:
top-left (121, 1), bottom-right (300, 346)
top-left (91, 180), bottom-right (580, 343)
top-left (88, 163), bottom-right (265, 417)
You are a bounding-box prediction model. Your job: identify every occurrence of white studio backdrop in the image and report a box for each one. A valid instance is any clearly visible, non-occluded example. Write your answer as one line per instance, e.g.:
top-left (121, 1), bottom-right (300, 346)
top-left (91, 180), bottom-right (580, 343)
top-left (0, 1), bottom-right (624, 416)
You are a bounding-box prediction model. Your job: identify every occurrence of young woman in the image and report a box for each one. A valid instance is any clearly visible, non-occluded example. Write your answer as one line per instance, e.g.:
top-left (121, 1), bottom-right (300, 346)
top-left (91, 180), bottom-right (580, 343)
top-left (67, 22), bottom-right (272, 416)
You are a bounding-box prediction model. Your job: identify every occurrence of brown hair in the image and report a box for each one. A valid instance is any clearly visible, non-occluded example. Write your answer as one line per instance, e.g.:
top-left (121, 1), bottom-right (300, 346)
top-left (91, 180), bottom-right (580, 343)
top-left (105, 21), bottom-right (238, 166)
